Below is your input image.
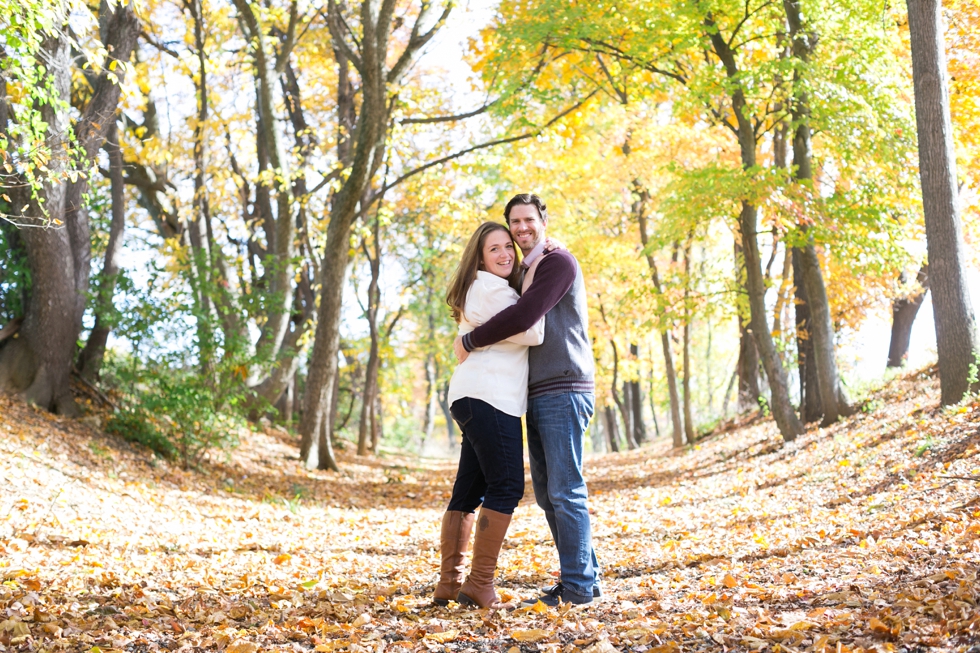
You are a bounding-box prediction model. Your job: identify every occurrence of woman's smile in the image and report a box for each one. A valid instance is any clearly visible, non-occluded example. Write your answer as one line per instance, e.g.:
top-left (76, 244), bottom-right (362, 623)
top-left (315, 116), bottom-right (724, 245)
top-left (481, 230), bottom-right (516, 278)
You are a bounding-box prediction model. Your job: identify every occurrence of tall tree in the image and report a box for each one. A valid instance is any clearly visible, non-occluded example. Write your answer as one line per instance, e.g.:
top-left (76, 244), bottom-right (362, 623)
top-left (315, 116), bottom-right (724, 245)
top-left (635, 186), bottom-right (685, 447)
top-left (299, 0), bottom-right (452, 469)
top-left (783, 0), bottom-right (852, 426)
top-left (792, 249), bottom-right (822, 423)
top-left (906, 0), bottom-right (980, 404)
top-left (681, 237), bottom-right (696, 443)
top-left (76, 122), bottom-right (127, 380)
top-left (0, 2), bottom-right (139, 413)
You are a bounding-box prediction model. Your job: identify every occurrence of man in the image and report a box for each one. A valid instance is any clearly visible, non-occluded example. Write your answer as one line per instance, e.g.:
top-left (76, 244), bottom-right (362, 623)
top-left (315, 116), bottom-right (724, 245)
top-left (454, 193), bottom-right (600, 606)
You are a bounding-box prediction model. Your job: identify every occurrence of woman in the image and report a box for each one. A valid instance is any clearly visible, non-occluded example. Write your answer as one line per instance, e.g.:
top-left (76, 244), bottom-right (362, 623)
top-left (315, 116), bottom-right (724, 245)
top-left (433, 222), bottom-right (545, 609)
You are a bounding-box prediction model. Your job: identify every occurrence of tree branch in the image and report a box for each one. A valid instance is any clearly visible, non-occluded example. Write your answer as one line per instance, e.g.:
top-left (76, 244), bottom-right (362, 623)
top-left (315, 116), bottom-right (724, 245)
top-left (596, 53), bottom-right (628, 104)
top-left (381, 89), bottom-right (599, 194)
top-left (399, 97), bottom-right (498, 125)
top-left (274, 0), bottom-right (300, 73)
top-left (326, 0), bottom-right (363, 72)
top-left (387, 1), bottom-right (453, 83)
top-left (140, 29), bottom-right (180, 58)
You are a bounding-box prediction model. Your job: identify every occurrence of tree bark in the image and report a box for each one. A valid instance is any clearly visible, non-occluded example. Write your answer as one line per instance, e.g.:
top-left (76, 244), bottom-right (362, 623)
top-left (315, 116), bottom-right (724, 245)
top-left (793, 248), bottom-right (822, 423)
top-left (906, 0), bottom-right (980, 404)
top-left (233, 0), bottom-right (296, 365)
top-left (603, 405), bottom-right (621, 453)
top-left (609, 338), bottom-right (637, 450)
top-left (648, 372), bottom-right (662, 438)
top-left (707, 19), bottom-right (804, 441)
top-left (299, 0), bottom-right (450, 469)
top-left (887, 265), bottom-right (929, 368)
top-left (77, 121), bottom-right (127, 380)
top-left (357, 220), bottom-right (382, 456)
top-left (734, 243), bottom-right (762, 413)
top-left (682, 239), bottom-right (696, 443)
top-left (422, 354), bottom-right (438, 446)
top-left (783, 0), bottom-right (851, 425)
top-left (0, 3), bottom-right (139, 413)
top-left (629, 343), bottom-right (647, 444)
top-left (634, 183), bottom-right (684, 447)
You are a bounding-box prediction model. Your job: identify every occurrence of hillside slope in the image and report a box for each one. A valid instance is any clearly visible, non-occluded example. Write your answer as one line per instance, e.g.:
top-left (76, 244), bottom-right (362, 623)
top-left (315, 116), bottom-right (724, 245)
top-left (1, 368), bottom-right (978, 652)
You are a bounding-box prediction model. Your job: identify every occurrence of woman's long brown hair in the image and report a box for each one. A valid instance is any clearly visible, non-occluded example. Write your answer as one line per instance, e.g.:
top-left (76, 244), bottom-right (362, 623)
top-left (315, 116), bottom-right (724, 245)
top-left (446, 222), bottom-right (521, 323)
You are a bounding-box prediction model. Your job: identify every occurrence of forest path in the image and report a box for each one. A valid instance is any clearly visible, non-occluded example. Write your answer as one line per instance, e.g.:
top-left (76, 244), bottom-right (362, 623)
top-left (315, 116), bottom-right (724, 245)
top-left (2, 369), bottom-right (978, 652)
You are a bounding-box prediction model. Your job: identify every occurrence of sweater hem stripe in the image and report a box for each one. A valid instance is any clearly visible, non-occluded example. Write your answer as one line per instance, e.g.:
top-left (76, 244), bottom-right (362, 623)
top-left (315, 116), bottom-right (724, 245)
top-left (528, 379), bottom-right (595, 399)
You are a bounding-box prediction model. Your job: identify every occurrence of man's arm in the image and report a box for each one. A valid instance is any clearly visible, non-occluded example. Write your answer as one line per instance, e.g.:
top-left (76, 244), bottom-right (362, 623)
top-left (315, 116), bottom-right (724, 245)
top-left (461, 249), bottom-right (576, 352)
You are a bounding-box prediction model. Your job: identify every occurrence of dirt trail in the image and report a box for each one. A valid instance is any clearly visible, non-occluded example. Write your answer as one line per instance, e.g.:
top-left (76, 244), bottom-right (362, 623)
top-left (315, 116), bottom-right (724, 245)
top-left (1, 368), bottom-right (978, 652)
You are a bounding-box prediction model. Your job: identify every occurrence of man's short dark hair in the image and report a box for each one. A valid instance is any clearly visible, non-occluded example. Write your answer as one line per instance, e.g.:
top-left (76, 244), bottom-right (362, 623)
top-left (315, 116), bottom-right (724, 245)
top-left (504, 193), bottom-right (548, 225)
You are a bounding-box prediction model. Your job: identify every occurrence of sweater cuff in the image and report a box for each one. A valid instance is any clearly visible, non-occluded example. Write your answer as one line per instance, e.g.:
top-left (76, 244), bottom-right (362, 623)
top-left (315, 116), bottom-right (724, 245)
top-left (462, 332), bottom-right (476, 352)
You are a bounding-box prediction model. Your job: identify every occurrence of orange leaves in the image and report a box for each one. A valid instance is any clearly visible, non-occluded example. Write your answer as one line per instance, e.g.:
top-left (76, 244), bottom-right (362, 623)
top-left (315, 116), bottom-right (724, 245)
top-left (3, 366), bottom-right (980, 653)
top-left (423, 629), bottom-right (459, 643)
top-left (510, 628), bottom-right (550, 642)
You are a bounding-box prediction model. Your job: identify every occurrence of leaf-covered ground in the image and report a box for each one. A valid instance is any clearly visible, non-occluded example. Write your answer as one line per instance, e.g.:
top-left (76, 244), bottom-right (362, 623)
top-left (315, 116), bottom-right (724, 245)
top-left (2, 368), bottom-right (979, 653)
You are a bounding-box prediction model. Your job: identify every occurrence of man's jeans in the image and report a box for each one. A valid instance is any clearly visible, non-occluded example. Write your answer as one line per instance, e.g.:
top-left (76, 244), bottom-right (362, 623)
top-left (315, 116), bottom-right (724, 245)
top-left (526, 392), bottom-right (599, 597)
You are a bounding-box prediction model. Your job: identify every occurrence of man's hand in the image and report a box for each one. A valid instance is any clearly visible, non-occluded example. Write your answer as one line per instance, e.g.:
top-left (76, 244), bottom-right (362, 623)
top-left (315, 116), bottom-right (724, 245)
top-left (543, 237), bottom-right (565, 252)
top-left (453, 336), bottom-right (470, 363)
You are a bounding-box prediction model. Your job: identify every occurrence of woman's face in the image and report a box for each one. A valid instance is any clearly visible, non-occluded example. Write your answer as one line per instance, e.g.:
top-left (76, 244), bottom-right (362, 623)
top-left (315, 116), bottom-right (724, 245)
top-left (481, 230), bottom-right (516, 279)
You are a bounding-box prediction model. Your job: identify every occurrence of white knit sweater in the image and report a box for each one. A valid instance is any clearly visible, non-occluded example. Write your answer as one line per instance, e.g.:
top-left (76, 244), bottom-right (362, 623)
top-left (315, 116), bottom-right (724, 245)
top-left (447, 271), bottom-right (545, 417)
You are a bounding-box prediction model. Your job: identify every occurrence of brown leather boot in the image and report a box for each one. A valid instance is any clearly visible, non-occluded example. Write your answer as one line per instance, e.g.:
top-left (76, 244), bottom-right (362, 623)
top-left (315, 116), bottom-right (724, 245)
top-left (457, 508), bottom-right (512, 608)
top-left (433, 511), bottom-right (475, 605)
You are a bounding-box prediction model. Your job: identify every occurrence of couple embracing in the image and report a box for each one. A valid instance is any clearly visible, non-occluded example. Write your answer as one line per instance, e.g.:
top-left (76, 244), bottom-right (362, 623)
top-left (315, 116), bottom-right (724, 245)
top-left (433, 193), bottom-right (600, 609)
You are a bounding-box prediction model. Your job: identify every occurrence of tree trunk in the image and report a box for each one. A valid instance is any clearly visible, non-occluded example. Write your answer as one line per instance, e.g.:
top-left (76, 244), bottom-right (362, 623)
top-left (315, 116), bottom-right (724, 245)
top-left (302, 0), bottom-right (445, 469)
top-left (603, 405), bottom-right (621, 453)
top-left (370, 393), bottom-right (381, 454)
top-left (796, 244), bottom-right (843, 425)
top-left (682, 239), bottom-right (696, 443)
top-left (634, 184), bottom-right (684, 447)
top-left (357, 214), bottom-right (382, 456)
top-left (77, 121), bottom-right (127, 380)
top-left (620, 381), bottom-right (634, 446)
top-left (609, 338), bottom-right (637, 450)
top-left (629, 343), bottom-right (647, 444)
top-left (887, 265), bottom-right (929, 368)
top-left (438, 382), bottom-right (456, 450)
top-left (906, 0), bottom-right (980, 404)
top-left (0, 3), bottom-right (139, 413)
top-left (735, 242), bottom-right (762, 413)
top-left (707, 21), bottom-right (804, 441)
top-left (783, 0), bottom-right (851, 426)
top-left (721, 367), bottom-right (737, 418)
top-left (315, 389), bottom-right (340, 471)
top-left (233, 0), bottom-right (296, 364)
top-left (793, 248), bottom-right (822, 423)
top-left (649, 375), bottom-right (662, 438)
top-left (422, 354), bottom-right (438, 447)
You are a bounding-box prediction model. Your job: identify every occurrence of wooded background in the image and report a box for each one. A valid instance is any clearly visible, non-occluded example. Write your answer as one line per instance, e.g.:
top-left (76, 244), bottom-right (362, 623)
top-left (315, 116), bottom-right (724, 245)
top-left (1, 0), bottom-right (978, 469)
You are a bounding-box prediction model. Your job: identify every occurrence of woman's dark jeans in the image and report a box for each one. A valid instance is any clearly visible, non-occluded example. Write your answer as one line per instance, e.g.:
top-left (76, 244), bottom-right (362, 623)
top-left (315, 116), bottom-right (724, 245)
top-left (447, 397), bottom-right (525, 515)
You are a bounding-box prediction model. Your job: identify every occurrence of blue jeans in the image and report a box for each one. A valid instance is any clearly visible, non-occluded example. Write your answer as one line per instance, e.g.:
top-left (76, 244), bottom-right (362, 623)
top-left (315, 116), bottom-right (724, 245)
top-left (526, 392), bottom-right (599, 596)
top-left (447, 398), bottom-right (525, 515)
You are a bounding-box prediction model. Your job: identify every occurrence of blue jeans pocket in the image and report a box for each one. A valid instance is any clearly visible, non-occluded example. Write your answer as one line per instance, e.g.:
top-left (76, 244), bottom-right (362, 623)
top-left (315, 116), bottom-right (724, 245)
top-left (450, 398), bottom-right (473, 430)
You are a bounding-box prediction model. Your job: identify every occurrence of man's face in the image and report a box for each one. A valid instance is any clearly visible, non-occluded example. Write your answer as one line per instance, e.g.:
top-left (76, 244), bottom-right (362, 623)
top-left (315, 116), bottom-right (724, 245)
top-left (508, 203), bottom-right (547, 254)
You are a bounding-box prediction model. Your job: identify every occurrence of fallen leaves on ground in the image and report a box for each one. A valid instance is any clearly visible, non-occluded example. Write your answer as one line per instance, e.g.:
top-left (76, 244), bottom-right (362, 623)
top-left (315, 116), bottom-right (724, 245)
top-left (1, 367), bottom-right (978, 652)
